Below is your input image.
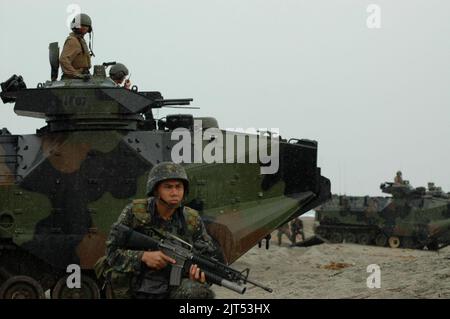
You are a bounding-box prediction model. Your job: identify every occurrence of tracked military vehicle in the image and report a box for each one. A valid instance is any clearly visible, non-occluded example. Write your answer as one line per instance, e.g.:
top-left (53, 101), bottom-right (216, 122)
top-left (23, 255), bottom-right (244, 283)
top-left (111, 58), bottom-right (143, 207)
top-left (0, 45), bottom-right (330, 298)
top-left (314, 181), bottom-right (450, 250)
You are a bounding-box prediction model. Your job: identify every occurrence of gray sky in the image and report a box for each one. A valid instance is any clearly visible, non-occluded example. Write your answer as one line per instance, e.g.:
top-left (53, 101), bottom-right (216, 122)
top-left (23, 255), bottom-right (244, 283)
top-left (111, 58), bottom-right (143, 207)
top-left (1, 0), bottom-right (449, 196)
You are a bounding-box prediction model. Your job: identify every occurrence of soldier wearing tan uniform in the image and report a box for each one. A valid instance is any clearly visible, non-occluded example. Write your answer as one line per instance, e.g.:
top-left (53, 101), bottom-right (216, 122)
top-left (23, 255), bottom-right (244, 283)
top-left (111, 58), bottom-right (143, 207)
top-left (60, 13), bottom-right (94, 79)
top-left (394, 171), bottom-right (404, 185)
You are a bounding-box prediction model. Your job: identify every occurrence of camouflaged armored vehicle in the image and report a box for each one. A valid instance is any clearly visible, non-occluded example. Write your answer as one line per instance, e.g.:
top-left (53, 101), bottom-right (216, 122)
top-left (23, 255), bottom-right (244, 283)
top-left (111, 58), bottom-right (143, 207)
top-left (0, 48), bottom-right (330, 298)
top-left (314, 181), bottom-right (450, 250)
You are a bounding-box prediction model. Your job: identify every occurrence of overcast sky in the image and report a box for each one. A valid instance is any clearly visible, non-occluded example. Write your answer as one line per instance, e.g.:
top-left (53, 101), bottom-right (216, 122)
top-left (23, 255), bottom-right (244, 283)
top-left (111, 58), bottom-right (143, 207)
top-left (1, 0), bottom-right (449, 196)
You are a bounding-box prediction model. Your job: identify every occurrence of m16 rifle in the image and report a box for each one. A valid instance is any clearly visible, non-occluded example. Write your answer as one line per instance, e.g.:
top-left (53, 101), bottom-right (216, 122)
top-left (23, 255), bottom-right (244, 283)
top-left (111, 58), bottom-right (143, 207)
top-left (112, 224), bottom-right (273, 295)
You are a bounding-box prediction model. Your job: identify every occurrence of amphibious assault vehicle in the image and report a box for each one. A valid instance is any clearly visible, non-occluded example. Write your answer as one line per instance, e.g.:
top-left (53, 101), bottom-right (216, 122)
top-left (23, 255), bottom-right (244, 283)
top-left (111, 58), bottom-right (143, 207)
top-left (0, 47), bottom-right (330, 298)
top-left (314, 181), bottom-right (450, 250)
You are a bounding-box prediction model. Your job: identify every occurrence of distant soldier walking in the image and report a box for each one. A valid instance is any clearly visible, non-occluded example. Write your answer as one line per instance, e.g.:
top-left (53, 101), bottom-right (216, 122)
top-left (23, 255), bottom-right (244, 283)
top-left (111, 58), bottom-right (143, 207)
top-left (290, 218), bottom-right (305, 244)
top-left (276, 222), bottom-right (291, 246)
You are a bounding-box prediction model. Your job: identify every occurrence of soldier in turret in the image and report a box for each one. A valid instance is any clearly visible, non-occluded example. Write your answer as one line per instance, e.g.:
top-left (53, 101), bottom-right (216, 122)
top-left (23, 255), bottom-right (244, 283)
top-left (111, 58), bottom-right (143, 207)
top-left (394, 171), bottom-right (405, 185)
top-left (60, 13), bottom-right (94, 80)
top-left (109, 63), bottom-right (131, 89)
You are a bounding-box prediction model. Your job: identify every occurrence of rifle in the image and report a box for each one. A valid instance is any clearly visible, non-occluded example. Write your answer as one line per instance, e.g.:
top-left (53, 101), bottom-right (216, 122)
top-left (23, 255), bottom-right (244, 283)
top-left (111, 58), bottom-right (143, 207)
top-left (112, 224), bottom-right (273, 295)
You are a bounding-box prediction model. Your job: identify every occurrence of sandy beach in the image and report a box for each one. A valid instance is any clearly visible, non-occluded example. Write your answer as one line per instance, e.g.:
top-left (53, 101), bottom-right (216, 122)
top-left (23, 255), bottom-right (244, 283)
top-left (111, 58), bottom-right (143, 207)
top-left (212, 217), bottom-right (450, 299)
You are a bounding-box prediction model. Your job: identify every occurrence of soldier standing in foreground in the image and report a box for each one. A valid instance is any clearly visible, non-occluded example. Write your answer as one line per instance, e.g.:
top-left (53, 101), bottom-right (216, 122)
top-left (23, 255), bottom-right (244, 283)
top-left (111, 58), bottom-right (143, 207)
top-left (59, 13), bottom-right (94, 79)
top-left (105, 162), bottom-right (217, 299)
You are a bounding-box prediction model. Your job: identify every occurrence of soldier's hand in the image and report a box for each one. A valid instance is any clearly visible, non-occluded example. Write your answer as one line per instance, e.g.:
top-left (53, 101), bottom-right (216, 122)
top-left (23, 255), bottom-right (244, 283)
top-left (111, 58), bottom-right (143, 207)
top-left (189, 264), bottom-right (206, 284)
top-left (82, 74), bottom-right (92, 81)
top-left (124, 79), bottom-right (131, 89)
top-left (141, 251), bottom-right (176, 270)
top-left (75, 73), bottom-right (91, 82)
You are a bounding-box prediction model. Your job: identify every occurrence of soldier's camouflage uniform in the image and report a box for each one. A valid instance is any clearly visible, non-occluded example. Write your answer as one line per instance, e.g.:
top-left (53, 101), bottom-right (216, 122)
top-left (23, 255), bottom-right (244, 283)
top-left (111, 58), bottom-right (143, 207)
top-left (105, 196), bottom-right (217, 299)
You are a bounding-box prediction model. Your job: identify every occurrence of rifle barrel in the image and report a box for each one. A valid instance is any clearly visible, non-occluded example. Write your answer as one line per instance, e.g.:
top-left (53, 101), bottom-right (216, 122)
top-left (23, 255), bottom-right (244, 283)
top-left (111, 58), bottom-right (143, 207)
top-left (245, 278), bottom-right (273, 293)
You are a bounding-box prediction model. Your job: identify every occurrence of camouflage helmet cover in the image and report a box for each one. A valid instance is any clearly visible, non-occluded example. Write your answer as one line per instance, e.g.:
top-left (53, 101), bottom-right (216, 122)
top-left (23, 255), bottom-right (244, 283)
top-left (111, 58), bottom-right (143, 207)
top-left (71, 13), bottom-right (93, 31)
top-left (146, 162), bottom-right (189, 196)
top-left (396, 171), bottom-right (402, 175)
top-left (109, 63), bottom-right (129, 81)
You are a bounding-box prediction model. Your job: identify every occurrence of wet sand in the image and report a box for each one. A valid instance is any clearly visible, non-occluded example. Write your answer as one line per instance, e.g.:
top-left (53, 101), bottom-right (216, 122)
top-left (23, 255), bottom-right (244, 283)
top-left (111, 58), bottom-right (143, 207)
top-left (212, 217), bottom-right (450, 299)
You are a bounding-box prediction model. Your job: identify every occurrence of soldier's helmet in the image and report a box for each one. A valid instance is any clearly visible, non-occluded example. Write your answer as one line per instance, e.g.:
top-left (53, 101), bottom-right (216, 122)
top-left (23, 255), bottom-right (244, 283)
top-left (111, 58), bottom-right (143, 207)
top-left (146, 162), bottom-right (189, 196)
top-left (109, 63), bottom-right (129, 82)
top-left (396, 170), bottom-right (402, 176)
top-left (71, 13), bottom-right (93, 32)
